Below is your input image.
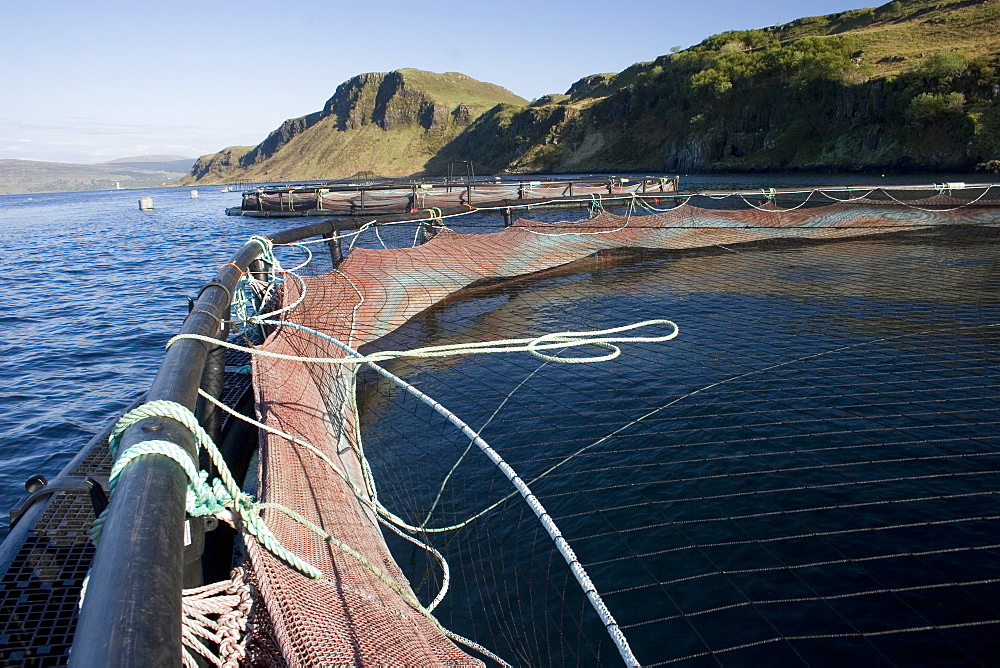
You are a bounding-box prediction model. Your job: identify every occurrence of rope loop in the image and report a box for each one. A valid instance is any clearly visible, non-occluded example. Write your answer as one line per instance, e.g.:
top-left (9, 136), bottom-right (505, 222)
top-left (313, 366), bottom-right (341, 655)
top-left (525, 319), bottom-right (679, 363)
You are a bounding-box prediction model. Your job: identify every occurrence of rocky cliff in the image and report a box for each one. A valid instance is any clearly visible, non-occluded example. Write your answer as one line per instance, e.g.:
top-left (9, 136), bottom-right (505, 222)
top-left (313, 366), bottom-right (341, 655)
top-left (185, 146), bottom-right (253, 183)
top-left (179, 69), bottom-right (526, 184)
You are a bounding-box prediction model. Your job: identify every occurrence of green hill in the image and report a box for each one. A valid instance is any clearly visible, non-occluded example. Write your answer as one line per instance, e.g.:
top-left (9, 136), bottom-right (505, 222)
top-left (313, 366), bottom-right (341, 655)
top-left (178, 69), bottom-right (526, 184)
top-left (430, 0), bottom-right (1000, 174)
top-left (182, 0), bottom-right (1000, 181)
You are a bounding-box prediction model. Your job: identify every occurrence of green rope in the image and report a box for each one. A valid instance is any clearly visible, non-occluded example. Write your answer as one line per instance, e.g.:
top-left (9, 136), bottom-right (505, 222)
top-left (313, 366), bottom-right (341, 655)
top-left (248, 234), bottom-right (276, 267)
top-left (93, 399), bottom-right (323, 579)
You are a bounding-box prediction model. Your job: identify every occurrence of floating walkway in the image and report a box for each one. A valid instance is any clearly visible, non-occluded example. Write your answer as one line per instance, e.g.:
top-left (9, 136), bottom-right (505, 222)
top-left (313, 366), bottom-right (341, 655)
top-left (226, 175), bottom-right (678, 218)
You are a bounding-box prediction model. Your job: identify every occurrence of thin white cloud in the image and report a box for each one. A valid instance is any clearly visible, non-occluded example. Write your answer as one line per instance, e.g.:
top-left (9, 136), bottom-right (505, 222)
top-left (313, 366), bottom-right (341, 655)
top-left (3, 117), bottom-right (223, 137)
top-left (0, 115), bottom-right (234, 162)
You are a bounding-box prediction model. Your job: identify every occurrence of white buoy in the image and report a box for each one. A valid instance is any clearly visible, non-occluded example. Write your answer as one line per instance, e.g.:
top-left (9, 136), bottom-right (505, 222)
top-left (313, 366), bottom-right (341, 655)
top-left (138, 196), bottom-right (154, 210)
top-left (190, 189), bottom-right (199, 198)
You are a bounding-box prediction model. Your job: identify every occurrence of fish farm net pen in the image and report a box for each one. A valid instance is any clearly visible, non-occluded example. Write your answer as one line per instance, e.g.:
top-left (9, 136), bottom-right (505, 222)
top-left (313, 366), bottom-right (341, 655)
top-left (3, 184), bottom-right (999, 666)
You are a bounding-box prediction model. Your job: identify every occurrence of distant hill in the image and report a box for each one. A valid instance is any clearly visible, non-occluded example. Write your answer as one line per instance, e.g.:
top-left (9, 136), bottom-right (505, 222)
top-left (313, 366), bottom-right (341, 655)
top-left (0, 155), bottom-right (195, 195)
top-left (178, 69), bottom-right (527, 184)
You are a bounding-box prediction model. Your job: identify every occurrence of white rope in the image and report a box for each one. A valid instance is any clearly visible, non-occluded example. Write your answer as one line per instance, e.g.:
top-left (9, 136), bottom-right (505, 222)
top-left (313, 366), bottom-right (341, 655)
top-left (420, 363), bottom-right (548, 530)
top-left (738, 189), bottom-right (817, 212)
top-left (197, 388), bottom-right (351, 482)
top-left (636, 194), bottom-right (687, 213)
top-left (332, 267), bottom-right (366, 349)
top-left (278, 183), bottom-right (1000, 240)
top-left (198, 388), bottom-right (458, 615)
top-left (376, 514), bottom-right (451, 612)
top-left (180, 568), bottom-right (252, 668)
top-left (878, 183), bottom-right (997, 212)
top-left (168, 319), bottom-right (679, 366)
top-left (373, 224), bottom-right (389, 249)
top-left (817, 187), bottom-right (879, 202)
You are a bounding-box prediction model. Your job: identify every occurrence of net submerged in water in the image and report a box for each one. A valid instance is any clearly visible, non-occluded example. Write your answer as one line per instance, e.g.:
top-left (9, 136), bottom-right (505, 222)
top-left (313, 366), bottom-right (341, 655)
top-left (246, 188), bottom-right (1000, 665)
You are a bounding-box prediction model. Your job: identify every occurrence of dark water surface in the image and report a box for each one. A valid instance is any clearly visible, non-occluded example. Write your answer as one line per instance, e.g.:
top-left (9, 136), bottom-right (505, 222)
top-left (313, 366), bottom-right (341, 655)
top-left (354, 185), bottom-right (1000, 664)
top-left (2, 175), bottom-right (999, 666)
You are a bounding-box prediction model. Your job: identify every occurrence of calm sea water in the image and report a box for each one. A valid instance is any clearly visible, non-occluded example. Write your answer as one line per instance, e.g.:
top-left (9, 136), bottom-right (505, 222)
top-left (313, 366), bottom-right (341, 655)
top-left (0, 186), bottom-right (261, 533)
top-left (354, 220), bottom-right (1000, 664)
top-left (2, 174), bottom-right (997, 665)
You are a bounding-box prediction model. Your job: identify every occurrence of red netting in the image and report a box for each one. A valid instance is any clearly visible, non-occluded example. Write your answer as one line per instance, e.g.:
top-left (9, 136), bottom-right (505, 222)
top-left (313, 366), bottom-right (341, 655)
top-left (248, 195), bottom-right (1000, 664)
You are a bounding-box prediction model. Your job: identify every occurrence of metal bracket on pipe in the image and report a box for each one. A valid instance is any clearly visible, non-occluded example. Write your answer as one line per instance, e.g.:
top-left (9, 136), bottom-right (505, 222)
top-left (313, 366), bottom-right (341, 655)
top-left (9, 475), bottom-right (111, 528)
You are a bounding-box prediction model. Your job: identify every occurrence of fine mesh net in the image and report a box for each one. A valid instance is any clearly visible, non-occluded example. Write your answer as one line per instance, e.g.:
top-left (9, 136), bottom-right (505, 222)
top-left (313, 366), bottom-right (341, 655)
top-left (249, 188), bottom-right (1000, 665)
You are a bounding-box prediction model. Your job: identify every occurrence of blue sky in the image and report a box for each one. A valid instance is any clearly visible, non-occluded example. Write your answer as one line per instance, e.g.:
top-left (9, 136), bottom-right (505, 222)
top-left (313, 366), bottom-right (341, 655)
top-left (0, 0), bottom-right (879, 164)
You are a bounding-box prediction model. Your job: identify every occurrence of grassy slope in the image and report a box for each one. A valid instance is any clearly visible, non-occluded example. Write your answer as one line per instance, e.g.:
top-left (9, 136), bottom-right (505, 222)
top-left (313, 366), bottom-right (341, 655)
top-left (439, 0), bottom-right (1000, 174)
top-left (392, 68), bottom-right (526, 109)
top-left (777, 0), bottom-right (1000, 72)
top-left (184, 69), bottom-right (527, 183)
top-left (567, 0), bottom-right (1000, 100)
top-left (240, 69), bottom-right (526, 179)
top-left (240, 124), bottom-right (471, 180)
top-left (176, 147), bottom-right (253, 185)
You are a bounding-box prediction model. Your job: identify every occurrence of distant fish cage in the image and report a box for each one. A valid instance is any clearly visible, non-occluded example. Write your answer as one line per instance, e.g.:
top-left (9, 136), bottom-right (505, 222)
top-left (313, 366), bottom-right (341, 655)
top-left (223, 179), bottom-right (259, 193)
top-left (230, 176), bottom-right (679, 217)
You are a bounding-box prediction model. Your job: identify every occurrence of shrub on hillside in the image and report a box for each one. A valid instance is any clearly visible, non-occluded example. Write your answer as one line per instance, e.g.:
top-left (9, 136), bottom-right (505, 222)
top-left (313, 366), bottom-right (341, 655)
top-left (907, 92), bottom-right (966, 122)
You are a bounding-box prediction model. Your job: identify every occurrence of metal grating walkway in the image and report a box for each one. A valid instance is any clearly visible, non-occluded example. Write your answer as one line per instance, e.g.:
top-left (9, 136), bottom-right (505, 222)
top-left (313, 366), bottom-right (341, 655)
top-left (0, 346), bottom-right (254, 664)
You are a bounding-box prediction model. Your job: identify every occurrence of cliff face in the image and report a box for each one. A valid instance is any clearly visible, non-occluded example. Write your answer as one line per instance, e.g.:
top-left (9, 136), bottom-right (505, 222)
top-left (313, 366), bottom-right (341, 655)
top-left (181, 69), bottom-right (526, 184)
top-left (241, 113), bottom-right (323, 168)
top-left (180, 146), bottom-right (253, 184)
